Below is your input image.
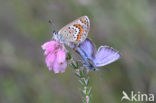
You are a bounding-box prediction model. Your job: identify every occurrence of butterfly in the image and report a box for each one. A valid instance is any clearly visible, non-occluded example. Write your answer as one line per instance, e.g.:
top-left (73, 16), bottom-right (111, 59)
top-left (76, 38), bottom-right (120, 70)
top-left (51, 16), bottom-right (90, 48)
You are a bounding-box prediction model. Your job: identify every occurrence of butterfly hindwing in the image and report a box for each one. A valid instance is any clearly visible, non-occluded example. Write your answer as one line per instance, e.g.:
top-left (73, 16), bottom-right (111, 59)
top-left (93, 46), bottom-right (120, 67)
top-left (58, 16), bottom-right (90, 44)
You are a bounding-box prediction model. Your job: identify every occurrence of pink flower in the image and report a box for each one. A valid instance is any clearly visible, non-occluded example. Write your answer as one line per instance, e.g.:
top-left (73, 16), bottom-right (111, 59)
top-left (41, 41), bottom-right (67, 74)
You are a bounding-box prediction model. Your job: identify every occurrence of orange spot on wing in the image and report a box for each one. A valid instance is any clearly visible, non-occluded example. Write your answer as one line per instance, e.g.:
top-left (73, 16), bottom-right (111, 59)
top-left (74, 24), bottom-right (84, 41)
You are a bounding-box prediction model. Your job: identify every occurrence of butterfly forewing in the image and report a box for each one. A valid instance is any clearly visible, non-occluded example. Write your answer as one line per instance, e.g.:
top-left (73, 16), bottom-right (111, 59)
top-left (93, 46), bottom-right (120, 67)
top-left (58, 16), bottom-right (90, 44)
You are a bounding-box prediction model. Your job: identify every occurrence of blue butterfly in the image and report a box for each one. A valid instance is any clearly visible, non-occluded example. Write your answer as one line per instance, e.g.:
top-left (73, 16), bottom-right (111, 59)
top-left (76, 38), bottom-right (120, 70)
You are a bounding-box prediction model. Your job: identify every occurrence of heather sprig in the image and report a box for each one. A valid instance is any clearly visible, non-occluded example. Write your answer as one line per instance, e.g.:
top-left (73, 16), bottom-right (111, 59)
top-left (67, 52), bottom-right (92, 103)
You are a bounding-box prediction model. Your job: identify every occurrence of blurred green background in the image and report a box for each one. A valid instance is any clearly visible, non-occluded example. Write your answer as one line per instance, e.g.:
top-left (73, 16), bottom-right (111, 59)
top-left (0, 0), bottom-right (156, 103)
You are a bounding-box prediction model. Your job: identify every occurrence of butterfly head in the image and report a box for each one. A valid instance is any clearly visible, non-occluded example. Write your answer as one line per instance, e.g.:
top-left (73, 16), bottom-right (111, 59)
top-left (52, 31), bottom-right (59, 41)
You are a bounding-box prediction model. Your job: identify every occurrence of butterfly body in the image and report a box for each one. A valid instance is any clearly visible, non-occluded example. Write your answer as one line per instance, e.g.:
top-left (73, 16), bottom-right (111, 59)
top-left (76, 38), bottom-right (120, 70)
top-left (52, 16), bottom-right (90, 47)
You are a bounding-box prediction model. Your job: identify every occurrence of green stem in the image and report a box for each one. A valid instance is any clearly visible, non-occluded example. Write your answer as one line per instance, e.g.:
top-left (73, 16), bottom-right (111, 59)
top-left (67, 52), bottom-right (92, 103)
top-left (70, 59), bottom-right (92, 103)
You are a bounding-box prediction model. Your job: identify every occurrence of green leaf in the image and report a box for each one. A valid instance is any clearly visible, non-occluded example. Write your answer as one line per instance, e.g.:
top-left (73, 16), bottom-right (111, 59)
top-left (84, 79), bottom-right (89, 86)
top-left (71, 62), bottom-right (76, 69)
top-left (87, 87), bottom-right (92, 95)
top-left (66, 52), bottom-right (72, 60)
top-left (79, 80), bottom-right (84, 86)
top-left (74, 71), bottom-right (81, 78)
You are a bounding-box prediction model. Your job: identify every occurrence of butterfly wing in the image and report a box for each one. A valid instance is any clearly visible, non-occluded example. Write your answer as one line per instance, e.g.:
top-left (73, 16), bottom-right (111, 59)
top-left (93, 46), bottom-right (120, 67)
top-left (58, 16), bottom-right (90, 44)
top-left (77, 38), bottom-right (97, 70)
top-left (79, 38), bottom-right (96, 60)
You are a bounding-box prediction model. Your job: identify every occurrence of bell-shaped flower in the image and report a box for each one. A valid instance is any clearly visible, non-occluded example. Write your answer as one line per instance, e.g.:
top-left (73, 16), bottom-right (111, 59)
top-left (41, 41), bottom-right (67, 74)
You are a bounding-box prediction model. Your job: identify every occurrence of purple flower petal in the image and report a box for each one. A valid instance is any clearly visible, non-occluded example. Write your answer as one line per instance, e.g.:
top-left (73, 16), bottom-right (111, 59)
top-left (53, 50), bottom-right (67, 74)
top-left (44, 46), bottom-right (55, 56)
top-left (41, 41), bottom-right (59, 50)
top-left (45, 53), bottom-right (56, 71)
top-left (41, 40), bottom-right (67, 74)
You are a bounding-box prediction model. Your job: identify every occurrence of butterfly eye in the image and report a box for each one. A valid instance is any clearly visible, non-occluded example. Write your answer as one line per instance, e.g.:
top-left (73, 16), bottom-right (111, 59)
top-left (52, 31), bottom-right (55, 35)
top-left (53, 31), bottom-right (57, 35)
top-left (52, 32), bottom-right (58, 40)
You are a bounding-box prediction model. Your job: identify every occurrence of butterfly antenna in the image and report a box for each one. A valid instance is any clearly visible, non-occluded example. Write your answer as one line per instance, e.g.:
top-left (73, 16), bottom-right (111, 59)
top-left (48, 20), bottom-right (58, 32)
